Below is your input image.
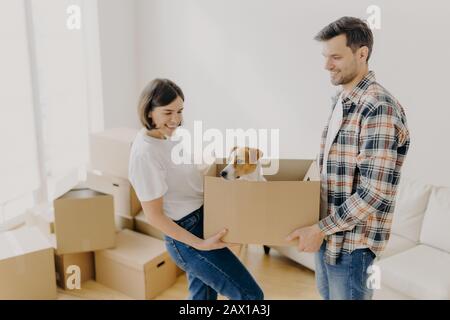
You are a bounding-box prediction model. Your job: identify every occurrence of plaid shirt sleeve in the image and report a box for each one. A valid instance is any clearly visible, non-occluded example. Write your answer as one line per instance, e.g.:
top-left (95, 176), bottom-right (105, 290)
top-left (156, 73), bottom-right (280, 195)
top-left (318, 101), bottom-right (408, 236)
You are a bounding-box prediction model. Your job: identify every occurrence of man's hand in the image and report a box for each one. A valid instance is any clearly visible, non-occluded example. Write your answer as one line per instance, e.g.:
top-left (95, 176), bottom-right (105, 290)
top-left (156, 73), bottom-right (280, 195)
top-left (286, 224), bottom-right (325, 253)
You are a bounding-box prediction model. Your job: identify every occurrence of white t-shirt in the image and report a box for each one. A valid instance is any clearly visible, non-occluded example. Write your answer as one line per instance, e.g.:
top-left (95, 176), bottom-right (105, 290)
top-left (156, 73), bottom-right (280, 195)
top-left (320, 93), bottom-right (343, 220)
top-left (128, 128), bottom-right (204, 221)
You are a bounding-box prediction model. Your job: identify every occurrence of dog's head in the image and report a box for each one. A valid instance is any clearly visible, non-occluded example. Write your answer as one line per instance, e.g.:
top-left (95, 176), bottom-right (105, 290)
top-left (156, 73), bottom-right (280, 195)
top-left (220, 147), bottom-right (264, 180)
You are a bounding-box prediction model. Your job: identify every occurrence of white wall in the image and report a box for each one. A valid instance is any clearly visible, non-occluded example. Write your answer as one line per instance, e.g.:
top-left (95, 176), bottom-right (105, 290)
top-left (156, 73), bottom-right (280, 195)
top-left (97, 0), bottom-right (140, 130)
top-left (103, 0), bottom-right (449, 186)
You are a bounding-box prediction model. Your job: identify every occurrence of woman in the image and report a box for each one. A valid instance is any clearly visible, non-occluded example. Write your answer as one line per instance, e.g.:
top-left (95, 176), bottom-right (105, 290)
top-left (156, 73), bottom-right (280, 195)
top-left (128, 78), bottom-right (263, 300)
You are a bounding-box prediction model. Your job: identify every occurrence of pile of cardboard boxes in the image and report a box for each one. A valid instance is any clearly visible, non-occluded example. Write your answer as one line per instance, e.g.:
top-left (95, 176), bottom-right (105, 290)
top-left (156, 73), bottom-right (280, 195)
top-left (0, 128), bottom-right (178, 300)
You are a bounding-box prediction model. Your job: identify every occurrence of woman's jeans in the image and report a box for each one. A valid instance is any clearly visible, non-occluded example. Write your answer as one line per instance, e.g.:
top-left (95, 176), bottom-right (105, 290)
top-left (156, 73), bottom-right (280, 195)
top-left (164, 206), bottom-right (264, 300)
top-left (315, 241), bottom-right (377, 300)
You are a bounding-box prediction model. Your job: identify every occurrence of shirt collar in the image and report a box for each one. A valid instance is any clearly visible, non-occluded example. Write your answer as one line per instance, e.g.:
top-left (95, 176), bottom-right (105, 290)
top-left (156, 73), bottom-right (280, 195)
top-left (332, 70), bottom-right (377, 110)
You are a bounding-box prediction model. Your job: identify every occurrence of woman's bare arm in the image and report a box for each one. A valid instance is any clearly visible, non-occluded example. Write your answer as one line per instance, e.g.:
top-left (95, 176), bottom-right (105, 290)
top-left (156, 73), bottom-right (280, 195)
top-left (141, 197), bottom-right (229, 251)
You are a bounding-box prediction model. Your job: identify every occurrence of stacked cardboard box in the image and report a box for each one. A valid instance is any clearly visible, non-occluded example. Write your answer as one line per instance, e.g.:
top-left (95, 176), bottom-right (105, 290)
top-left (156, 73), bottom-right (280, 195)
top-left (88, 127), bottom-right (184, 289)
top-left (0, 226), bottom-right (57, 299)
top-left (49, 188), bottom-right (116, 290)
top-left (21, 185), bottom-right (178, 298)
top-left (95, 229), bottom-right (177, 299)
top-left (1, 128), bottom-right (186, 299)
top-left (54, 251), bottom-right (95, 290)
top-left (53, 188), bottom-right (116, 254)
top-left (86, 170), bottom-right (140, 230)
top-left (89, 127), bottom-right (138, 179)
top-left (49, 235), bottom-right (95, 290)
top-left (88, 128), bottom-right (141, 232)
top-left (135, 211), bottom-right (185, 276)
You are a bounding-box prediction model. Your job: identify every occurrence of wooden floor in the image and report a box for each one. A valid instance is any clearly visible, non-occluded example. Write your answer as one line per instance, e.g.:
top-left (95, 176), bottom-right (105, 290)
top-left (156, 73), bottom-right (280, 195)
top-left (57, 245), bottom-right (321, 300)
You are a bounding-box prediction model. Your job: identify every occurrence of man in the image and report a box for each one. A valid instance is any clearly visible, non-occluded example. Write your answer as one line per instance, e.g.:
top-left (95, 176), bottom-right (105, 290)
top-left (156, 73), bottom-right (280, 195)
top-left (286, 16), bottom-right (410, 300)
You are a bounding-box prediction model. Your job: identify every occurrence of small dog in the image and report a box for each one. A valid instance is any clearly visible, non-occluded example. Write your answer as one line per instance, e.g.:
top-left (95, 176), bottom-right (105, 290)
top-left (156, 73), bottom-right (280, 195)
top-left (220, 147), bottom-right (266, 181)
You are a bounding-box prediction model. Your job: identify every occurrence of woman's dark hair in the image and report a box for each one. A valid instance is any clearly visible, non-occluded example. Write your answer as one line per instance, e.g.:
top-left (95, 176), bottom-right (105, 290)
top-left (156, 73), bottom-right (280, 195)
top-left (138, 78), bottom-right (184, 130)
top-left (314, 16), bottom-right (374, 62)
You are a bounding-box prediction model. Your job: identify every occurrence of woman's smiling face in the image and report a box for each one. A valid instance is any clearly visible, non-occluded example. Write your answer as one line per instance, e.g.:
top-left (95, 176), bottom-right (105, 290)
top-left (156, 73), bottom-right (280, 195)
top-left (149, 95), bottom-right (184, 137)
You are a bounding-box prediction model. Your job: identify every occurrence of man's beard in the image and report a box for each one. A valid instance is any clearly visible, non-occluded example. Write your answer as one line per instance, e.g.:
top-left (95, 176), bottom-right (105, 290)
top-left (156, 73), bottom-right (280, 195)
top-left (331, 65), bottom-right (358, 86)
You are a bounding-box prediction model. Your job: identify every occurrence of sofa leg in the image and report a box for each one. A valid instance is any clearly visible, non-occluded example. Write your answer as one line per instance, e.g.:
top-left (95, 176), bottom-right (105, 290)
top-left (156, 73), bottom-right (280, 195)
top-left (263, 245), bottom-right (271, 255)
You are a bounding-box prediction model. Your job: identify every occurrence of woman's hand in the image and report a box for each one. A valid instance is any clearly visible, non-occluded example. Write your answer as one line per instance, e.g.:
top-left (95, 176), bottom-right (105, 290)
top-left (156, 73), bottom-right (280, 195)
top-left (193, 228), bottom-right (230, 251)
top-left (140, 198), bottom-right (237, 251)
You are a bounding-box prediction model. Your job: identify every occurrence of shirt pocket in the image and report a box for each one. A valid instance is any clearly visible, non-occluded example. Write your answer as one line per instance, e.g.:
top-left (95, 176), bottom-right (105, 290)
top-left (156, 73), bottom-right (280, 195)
top-left (337, 129), bottom-right (358, 145)
top-left (336, 130), bottom-right (359, 159)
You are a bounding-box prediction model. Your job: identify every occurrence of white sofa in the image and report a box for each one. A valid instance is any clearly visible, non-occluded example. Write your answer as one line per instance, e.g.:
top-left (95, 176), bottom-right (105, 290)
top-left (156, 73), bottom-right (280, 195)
top-left (269, 177), bottom-right (450, 300)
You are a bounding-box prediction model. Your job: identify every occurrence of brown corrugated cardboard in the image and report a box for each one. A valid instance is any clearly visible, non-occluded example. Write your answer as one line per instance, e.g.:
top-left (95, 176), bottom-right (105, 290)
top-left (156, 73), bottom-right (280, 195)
top-left (53, 188), bottom-right (116, 254)
top-left (134, 211), bottom-right (184, 276)
top-left (54, 252), bottom-right (95, 290)
top-left (0, 227), bottom-right (57, 299)
top-left (204, 159), bottom-right (320, 246)
top-left (89, 127), bottom-right (138, 179)
top-left (303, 160), bottom-right (320, 181)
top-left (115, 213), bottom-right (135, 231)
top-left (134, 211), bottom-right (165, 240)
top-left (86, 170), bottom-right (141, 217)
top-left (49, 235), bottom-right (95, 290)
top-left (95, 229), bottom-right (177, 300)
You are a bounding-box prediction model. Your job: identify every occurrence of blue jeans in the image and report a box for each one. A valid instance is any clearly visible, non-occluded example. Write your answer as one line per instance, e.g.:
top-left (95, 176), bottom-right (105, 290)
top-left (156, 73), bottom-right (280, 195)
top-left (164, 206), bottom-right (264, 300)
top-left (315, 242), bottom-right (376, 300)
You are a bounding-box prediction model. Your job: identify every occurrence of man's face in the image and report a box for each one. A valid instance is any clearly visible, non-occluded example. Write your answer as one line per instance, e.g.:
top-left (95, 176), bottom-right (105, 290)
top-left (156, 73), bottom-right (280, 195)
top-left (321, 34), bottom-right (363, 86)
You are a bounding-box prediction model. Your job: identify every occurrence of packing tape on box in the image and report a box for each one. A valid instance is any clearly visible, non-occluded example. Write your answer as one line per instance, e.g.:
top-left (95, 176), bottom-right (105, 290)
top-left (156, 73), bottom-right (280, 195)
top-left (4, 232), bottom-right (27, 274)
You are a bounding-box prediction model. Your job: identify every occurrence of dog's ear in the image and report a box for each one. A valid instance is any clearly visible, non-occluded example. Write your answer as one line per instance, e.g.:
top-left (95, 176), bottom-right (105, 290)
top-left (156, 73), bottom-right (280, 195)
top-left (249, 148), bottom-right (263, 164)
top-left (256, 149), bottom-right (263, 160)
top-left (229, 146), bottom-right (239, 163)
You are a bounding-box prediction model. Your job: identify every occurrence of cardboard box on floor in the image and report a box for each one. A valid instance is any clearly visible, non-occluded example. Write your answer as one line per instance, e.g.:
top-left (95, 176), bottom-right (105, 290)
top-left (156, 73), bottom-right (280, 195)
top-left (89, 127), bottom-right (138, 179)
top-left (55, 252), bottom-right (95, 290)
top-left (49, 235), bottom-right (95, 290)
top-left (53, 188), bottom-right (116, 254)
top-left (0, 227), bottom-right (57, 299)
top-left (204, 159), bottom-right (320, 246)
top-left (95, 229), bottom-right (177, 300)
top-left (86, 170), bottom-right (141, 218)
top-left (134, 211), bottom-right (185, 276)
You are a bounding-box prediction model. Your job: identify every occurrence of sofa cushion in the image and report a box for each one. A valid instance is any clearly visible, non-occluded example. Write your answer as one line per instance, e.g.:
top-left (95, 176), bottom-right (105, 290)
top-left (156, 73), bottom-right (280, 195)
top-left (391, 178), bottom-right (432, 242)
top-left (373, 285), bottom-right (412, 300)
top-left (381, 233), bottom-right (417, 259)
top-left (377, 245), bottom-right (450, 299)
top-left (271, 246), bottom-right (316, 271)
top-left (420, 186), bottom-right (450, 253)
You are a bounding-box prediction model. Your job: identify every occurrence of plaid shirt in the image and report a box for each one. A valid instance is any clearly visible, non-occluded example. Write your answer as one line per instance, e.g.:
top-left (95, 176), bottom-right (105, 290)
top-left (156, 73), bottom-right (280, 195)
top-left (318, 71), bottom-right (410, 265)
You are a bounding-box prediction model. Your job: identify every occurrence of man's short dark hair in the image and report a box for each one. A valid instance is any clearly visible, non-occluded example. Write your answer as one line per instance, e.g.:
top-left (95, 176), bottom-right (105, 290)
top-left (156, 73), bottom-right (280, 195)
top-left (314, 16), bottom-right (374, 62)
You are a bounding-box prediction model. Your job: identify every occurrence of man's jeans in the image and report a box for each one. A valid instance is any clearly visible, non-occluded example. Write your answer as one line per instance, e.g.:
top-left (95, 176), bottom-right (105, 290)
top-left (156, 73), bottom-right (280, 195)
top-left (164, 206), bottom-right (264, 300)
top-left (315, 241), bottom-right (376, 300)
